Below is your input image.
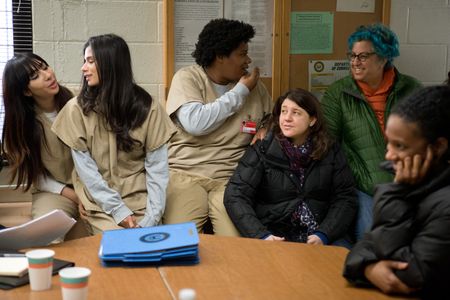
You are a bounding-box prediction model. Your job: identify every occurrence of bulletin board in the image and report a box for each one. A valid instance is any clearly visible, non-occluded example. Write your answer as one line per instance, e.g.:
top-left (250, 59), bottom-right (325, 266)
top-left (280, 0), bottom-right (391, 93)
top-left (163, 0), bottom-right (391, 101)
top-left (163, 0), bottom-right (283, 101)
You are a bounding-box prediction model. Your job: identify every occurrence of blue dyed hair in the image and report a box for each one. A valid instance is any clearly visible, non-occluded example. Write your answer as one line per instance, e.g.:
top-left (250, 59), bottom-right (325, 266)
top-left (347, 23), bottom-right (400, 69)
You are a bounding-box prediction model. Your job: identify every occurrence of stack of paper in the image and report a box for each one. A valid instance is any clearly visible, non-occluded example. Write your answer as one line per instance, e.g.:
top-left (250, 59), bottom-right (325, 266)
top-left (0, 257), bottom-right (28, 277)
top-left (0, 254), bottom-right (75, 290)
top-left (98, 222), bottom-right (199, 267)
top-left (0, 209), bottom-right (76, 250)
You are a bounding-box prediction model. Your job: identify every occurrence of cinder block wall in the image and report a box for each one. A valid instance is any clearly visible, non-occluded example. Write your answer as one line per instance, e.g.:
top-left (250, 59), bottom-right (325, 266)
top-left (0, 1), bottom-right (164, 226)
top-left (31, 1), bottom-right (450, 102)
top-left (32, 0), bottom-right (165, 102)
top-left (390, 0), bottom-right (450, 85)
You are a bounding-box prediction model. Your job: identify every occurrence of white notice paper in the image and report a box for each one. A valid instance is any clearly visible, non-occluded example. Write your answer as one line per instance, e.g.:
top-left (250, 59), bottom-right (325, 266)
top-left (174, 0), bottom-right (224, 71)
top-left (224, 0), bottom-right (274, 77)
top-left (309, 60), bottom-right (350, 100)
top-left (336, 0), bottom-right (375, 13)
top-left (173, 0), bottom-right (273, 77)
top-left (0, 209), bottom-right (76, 250)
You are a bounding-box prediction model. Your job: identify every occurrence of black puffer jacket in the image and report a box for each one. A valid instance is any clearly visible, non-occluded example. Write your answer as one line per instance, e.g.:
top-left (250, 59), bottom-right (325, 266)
top-left (224, 131), bottom-right (357, 243)
top-left (343, 164), bottom-right (450, 300)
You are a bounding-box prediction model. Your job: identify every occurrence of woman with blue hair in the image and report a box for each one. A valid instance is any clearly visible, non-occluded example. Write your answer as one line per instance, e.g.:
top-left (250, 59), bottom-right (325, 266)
top-left (321, 24), bottom-right (422, 241)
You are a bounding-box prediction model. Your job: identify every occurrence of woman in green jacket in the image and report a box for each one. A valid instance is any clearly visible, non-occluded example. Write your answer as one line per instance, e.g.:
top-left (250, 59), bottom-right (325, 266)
top-left (321, 24), bottom-right (421, 241)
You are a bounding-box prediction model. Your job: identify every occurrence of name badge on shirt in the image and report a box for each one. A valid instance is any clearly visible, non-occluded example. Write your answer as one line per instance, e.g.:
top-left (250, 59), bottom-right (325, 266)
top-left (240, 119), bottom-right (257, 135)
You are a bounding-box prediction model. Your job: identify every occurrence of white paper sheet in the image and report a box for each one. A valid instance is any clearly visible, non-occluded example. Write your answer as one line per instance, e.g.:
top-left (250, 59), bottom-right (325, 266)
top-left (0, 209), bottom-right (76, 250)
top-left (0, 257), bottom-right (28, 276)
top-left (173, 0), bottom-right (273, 77)
top-left (308, 60), bottom-right (350, 100)
top-left (336, 0), bottom-right (375, 13)
top-left (224, 0), bottom-right (274, 77)
top-left (174, 0), bottom-right (224, 71)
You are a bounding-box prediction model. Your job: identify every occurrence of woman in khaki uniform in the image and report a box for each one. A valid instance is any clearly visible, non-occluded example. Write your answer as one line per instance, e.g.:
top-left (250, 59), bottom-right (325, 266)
top-left (163, 19), bottom-right (273, 235)
top-left (2, 53), bottom-right (87, 240)
top-left (52, 34), bottom-right (176, 235)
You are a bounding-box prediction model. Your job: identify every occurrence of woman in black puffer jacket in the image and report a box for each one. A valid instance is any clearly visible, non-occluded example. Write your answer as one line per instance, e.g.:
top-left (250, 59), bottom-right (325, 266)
top-left (224, 88), bottom-right (357, 247)
top-left (343, 85), bottom-right (450, 299)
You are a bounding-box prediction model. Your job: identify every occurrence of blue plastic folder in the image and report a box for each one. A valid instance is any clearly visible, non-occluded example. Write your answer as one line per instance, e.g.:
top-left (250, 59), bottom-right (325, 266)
top-left (98, 222), bottom-right (199, 267)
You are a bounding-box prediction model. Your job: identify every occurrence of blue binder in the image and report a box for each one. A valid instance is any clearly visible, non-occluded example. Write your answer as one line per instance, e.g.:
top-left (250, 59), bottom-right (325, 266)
top-left (99, 222), bottom-right (199, 266)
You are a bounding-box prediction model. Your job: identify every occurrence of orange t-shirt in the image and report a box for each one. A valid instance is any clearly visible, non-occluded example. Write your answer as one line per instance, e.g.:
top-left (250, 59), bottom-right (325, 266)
top-left (357, 68), bottom-right (396, 133)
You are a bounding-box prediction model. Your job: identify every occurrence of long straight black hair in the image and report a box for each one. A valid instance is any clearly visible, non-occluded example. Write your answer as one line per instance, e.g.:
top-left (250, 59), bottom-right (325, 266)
top-left (1, 53), bottom-right (73, 190)
top-left (78, 34), bottom-right (152, 152)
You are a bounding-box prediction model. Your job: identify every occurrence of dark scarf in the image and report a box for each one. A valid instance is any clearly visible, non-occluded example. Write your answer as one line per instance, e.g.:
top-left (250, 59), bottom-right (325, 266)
top-left (278, 134), bottom-right (317, 243)
top-left (278, 134), bottom-right (313, 188)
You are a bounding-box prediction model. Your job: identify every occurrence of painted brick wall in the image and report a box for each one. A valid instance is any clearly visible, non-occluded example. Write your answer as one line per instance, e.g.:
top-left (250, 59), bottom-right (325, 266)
top-left (30, 1), bottom-right (450, 97)
top-left (390, 0), bottom-right (450, 85)
top-left (32, 0), bottom-right (165, 101)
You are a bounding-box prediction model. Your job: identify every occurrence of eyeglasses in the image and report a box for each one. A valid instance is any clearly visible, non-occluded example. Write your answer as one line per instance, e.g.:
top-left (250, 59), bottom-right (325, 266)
top-left (346, 52), bottom-right (376, 62)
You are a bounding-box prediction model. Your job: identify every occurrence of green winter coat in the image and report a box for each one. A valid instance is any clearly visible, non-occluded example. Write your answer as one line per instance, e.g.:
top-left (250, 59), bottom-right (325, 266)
top-left (321, 69), bottom-right (421, 196)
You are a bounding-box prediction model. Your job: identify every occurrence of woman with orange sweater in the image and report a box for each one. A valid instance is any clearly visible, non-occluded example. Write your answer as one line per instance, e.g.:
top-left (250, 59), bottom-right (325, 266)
top-left (321, 24), bottom-right (422, 241)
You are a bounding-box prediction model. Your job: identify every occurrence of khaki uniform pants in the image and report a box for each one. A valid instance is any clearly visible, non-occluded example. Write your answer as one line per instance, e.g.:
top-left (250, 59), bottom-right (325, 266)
top-left (163, 170), bottom-right (240, 236)
top-left (32, 191), bottom-right (89, 240)
top-left (83, 208), bottom-right (146, 235)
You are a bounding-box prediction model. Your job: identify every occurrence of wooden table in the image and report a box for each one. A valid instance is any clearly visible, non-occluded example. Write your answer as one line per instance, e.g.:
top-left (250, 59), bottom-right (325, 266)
top-left (0, 235), bottom-right (171, 300)
top-left (0, 234), bottom-right (416, 300)
top-left (160, 235), bottom-right (415, 300)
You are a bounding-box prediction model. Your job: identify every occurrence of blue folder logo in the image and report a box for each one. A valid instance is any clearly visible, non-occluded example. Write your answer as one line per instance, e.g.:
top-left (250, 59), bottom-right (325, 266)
top-left (139, 232), bottom-right (170, 243)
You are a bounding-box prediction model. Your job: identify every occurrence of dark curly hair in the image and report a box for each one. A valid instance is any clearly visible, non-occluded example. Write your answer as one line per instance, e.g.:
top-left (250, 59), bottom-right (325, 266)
top-left (391, 85), bottom-right (450, 161)
top-left (272, 88), bottom-right (332, 160)
top-left (348, 23), bottom-right (399, 69)
top-left (192, 18), bottom-right (255, 68)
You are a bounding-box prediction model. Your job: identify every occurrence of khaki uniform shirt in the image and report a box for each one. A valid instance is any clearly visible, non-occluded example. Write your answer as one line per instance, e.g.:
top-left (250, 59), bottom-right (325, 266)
top-left (36, 109), bottom-right (73, 184)
top-left (166, 65), bottom-right (273, 180)
top-left (52, 97), bottom-right (176, 212)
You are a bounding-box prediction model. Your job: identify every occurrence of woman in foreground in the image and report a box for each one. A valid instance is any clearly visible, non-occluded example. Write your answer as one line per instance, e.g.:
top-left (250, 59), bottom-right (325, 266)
top-left (344, 85), bottom-right (450, 299)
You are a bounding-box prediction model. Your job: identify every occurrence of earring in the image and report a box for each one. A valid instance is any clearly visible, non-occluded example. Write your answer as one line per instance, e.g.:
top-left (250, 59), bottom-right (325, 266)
top-left (309, 123), bottom-right (314, 127)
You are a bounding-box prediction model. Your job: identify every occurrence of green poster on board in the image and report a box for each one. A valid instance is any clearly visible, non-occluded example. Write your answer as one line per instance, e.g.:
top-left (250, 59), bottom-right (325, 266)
top-left (290, 12), bottom-right (334, 54)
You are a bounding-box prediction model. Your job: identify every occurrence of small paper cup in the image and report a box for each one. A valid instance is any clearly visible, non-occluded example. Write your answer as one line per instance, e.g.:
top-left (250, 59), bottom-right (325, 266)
top-left (25, 249), bottom-right (55, 291)
top-left (59, 267), bottom-right (91, 300)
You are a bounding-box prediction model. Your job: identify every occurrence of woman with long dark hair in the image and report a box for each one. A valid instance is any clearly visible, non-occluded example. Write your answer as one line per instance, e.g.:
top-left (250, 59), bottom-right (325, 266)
top-left (224, 88), bottom-right (357, 246)
top-left (52, 34), bottom-right (175, 234)
top-left (1, 53), bottom-right (86, 239)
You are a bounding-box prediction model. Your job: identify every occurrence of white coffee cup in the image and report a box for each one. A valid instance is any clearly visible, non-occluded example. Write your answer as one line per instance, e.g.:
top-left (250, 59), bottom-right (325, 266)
top-left (25, 249), bottom-right (55, 291)
top-left (59, 267), bottom-right (91, 300)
